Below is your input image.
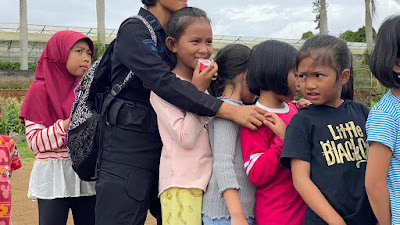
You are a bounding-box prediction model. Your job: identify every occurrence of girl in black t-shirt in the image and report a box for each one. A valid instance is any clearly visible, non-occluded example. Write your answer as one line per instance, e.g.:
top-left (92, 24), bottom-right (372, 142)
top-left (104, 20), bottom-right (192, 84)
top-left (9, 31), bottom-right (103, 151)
top-left (280, 35), bottom-right (376, 225)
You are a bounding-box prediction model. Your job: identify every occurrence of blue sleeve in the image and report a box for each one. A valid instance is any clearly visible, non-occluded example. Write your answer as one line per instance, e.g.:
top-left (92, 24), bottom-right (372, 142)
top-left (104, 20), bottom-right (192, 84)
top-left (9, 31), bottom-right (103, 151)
top-left (366, 109), bottom-right (398, 151)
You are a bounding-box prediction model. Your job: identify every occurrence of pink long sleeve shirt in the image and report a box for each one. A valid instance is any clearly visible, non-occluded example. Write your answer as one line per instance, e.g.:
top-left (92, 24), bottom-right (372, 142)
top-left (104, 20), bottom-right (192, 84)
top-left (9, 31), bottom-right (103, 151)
top-left (241, 102), bottom-right (305, 225)
top-left (150, 75), bottom-right (212, 196)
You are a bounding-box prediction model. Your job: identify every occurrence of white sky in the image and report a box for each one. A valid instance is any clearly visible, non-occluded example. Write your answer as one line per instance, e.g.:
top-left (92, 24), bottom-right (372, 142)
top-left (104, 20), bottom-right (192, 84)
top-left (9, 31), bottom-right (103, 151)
top-left (1, 0), bottom-right (400, 39)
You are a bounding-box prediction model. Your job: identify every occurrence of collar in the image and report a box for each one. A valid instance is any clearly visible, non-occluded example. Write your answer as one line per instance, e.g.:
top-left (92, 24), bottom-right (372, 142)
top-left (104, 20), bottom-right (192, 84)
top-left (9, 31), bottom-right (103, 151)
top-left (138, 7), bottom-right (162, 32)
top-left (255, 101), bottom-right (289, 114)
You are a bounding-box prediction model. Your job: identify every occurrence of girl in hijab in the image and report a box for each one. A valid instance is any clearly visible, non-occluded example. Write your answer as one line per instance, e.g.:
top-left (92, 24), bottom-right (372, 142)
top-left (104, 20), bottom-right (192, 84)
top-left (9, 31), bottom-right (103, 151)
top-left (20, 30), bottom-right (96, 225)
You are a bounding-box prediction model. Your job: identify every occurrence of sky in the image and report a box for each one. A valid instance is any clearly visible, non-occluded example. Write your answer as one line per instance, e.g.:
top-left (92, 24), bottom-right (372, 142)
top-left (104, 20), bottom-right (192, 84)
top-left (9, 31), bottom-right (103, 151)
top-left (1, 0), bottom-right (400, 39)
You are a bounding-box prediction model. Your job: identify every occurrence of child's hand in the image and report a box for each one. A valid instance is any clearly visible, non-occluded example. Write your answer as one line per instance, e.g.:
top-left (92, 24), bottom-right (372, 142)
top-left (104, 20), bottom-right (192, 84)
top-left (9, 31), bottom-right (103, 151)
top-left (192, 60), bottom-right (218, 92)
top-left (263, 112), bottom-right (286, 140)
top-left (291, 98), bottom-right (312, 109)
top-left (62, 118), bottom-right (70, 131)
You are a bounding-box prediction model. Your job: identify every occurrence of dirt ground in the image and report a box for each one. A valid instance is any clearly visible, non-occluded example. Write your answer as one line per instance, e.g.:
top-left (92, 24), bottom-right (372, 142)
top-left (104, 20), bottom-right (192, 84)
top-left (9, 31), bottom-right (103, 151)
top-left (11, 161), bottom-right (157, 225)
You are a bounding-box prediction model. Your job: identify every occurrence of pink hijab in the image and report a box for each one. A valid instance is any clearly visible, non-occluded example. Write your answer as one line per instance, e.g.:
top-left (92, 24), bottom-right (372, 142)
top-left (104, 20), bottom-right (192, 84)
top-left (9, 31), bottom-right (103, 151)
top-left (20, 30), bottom-right (94, 127)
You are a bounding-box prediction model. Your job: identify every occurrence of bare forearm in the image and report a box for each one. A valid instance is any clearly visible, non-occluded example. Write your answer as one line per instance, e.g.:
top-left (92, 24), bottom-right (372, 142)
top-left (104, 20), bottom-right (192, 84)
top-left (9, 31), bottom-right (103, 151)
top-left (365, 141), bottom-right (392, 225)
top-left (366, 184), bottom-right (391, 225)
top-left (294, 178), bottom-right (345, 225)
top-left (223, 189), bottom-right (246, 218)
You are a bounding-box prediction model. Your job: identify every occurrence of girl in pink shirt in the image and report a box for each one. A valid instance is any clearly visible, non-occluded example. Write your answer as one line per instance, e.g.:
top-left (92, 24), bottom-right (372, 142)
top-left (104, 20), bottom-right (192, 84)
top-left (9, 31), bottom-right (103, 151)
top-left (149, 7), bottom-right (217, 225)
top-left (241, 40), bottom-right (306, 225)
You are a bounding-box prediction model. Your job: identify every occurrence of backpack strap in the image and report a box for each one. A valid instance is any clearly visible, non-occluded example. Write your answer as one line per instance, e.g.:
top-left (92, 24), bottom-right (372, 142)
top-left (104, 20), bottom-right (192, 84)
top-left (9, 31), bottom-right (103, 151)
top-left (100, 15), bottom-right (158, 116)
top-left (110, 15), bottom-right (157, 97)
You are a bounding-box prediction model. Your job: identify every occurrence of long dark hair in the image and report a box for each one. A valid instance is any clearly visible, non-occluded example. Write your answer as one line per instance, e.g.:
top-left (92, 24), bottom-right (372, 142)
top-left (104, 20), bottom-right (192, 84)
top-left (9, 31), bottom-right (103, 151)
top-left (209, 44), bottom-right (251, 97)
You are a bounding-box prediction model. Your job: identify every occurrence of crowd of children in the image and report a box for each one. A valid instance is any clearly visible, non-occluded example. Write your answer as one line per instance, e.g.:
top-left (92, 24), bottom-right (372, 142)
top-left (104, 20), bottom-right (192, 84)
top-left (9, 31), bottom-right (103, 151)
top-left (0, 1), bottom-right (399, 224)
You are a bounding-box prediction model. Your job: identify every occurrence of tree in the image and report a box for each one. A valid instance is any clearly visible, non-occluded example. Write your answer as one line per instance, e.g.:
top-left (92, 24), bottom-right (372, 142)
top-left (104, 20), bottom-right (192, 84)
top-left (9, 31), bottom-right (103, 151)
top-left (365, 0), bottom-right (374, 54)
top-left (301, 31), bottom-right (314, 40)
top-left (313, 0), bottom-right (328, 34)
top-left (339, 26), bottom-right (376, 43)
top-left (96, 0), bottom-right (106, 57)
top-left (19, 0), bottom-right (28, 70)
top-left (320, 0), bottom-right (328, 34)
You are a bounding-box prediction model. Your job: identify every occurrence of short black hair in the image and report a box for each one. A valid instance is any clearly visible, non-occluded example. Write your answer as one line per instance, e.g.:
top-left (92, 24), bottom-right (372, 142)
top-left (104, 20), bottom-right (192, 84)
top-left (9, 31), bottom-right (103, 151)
top-left (209, 44), bottom-right (251, 97)
top-left (141, 0), bottom-right (157, 7)
top-left (297, 35), bottom-right (354, 100)
top-left (247, 40), bottom-right (297, 96)
top-left (370, 15), bottom-right (400, 88)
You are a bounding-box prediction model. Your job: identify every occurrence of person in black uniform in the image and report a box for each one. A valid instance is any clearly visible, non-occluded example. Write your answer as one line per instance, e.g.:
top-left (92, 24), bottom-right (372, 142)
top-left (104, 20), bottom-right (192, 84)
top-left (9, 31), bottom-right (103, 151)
top-left (93, 1), bottom-right (267, 225)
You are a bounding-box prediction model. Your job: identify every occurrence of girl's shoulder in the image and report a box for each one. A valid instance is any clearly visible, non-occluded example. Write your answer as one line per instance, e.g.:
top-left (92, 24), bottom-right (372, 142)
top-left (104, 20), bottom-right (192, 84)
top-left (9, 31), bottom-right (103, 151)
top-left (371, 91), bottom-right (400, 112)
top-left (345, 100), bottom-right (369, 115)
top-left (219, 97), bottom-right (243, 106)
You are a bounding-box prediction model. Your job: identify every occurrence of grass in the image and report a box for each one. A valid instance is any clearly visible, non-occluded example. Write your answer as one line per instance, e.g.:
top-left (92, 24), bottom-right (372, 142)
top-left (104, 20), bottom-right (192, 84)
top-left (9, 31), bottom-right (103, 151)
top-left (16, 139), bottom-right (35, 163)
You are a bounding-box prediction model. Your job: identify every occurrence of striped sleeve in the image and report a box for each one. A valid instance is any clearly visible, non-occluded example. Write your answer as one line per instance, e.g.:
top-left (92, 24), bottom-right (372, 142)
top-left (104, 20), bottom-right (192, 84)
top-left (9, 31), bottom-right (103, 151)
top-left (366, 109), bottom-right (397, 151)
top-left (25, 120), bottom-right (67, 153)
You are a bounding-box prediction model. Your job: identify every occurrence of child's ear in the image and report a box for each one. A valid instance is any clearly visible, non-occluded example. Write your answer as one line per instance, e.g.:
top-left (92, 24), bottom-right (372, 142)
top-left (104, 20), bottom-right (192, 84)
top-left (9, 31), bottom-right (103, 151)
top-left (393, 58), bottom-right (400, 74)
top-left (166, 37), bottom-right (177, 53)
top-left (340, 69), bottom-right (350, 85)
top-left (240, 71), bottom-right (248, 85)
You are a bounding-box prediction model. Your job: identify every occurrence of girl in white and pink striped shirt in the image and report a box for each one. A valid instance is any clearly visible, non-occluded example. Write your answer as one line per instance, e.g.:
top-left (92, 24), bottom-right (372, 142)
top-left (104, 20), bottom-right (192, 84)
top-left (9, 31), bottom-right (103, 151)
top-left (20, 30), bottom-right (96, 225)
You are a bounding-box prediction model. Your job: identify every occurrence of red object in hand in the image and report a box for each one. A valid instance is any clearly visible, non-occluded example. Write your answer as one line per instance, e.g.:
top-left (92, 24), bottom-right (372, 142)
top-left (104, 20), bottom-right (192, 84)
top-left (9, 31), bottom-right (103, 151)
top-left (198, 59), bottom-right (211, 72)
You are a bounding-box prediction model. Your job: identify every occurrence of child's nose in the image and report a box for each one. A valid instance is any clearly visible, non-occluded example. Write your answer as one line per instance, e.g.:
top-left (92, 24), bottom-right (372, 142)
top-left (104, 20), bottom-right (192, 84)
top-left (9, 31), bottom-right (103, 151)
top-left (83, 54), bottom-right (90, 62)
top-left (198, 44), bottom-right (209, 55)
top-left (306, 80), bottom-right (316, 89)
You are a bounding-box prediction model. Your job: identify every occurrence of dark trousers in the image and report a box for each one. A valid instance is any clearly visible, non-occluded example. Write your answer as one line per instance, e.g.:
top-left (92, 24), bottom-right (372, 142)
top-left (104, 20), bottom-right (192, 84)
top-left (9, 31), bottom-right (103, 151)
top-left (95, 159), bottom-right (161, 225)
top-left (38, 196), bottom-right (96, 225)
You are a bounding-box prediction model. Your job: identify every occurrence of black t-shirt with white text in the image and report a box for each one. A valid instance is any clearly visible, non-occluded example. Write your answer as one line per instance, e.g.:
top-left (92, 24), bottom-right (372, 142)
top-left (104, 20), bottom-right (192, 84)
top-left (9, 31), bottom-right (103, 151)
top-left (281, 100), bottom-right (376, 225)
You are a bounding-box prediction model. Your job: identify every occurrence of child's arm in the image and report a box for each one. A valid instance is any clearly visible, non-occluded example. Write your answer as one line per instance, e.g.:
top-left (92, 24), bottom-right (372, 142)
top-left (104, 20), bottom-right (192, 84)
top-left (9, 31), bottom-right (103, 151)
top-left (241, 127), bottom-right (283, 187)
top-left (25, 119), bottom-right (68, 153)
top-left (365, 141), bottom-right (392, 225)
top-left (150, 92), bottom-right (205, 149)
top-left (291, 159), bottom-right (346, 225)
top-left (212, 118), bottom-right (248, 224)
top-left (223, 189), bottom-right (249, 225)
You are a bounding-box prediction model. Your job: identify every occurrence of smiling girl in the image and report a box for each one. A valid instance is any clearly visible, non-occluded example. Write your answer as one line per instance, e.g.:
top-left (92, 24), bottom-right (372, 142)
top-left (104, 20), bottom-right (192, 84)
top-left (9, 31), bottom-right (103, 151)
top-left (149, 7), bottom-right (215, 225)
top-left (20, 30), bottom-right (95, 225)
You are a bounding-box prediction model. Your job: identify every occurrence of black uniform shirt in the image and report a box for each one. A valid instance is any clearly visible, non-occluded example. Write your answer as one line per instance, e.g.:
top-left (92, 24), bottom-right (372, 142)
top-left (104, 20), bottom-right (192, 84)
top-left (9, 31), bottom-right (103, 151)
top-left (110, 8), bottom-right (222, 116)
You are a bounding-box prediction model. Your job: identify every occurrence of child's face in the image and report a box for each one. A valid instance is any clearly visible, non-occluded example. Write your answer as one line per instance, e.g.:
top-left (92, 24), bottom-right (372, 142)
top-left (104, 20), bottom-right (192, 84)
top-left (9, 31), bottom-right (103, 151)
top-left (297, 57), bottom-right (343, 107)
top-left (66, 40), bottom-right (92, 77)
top-left (170, 20), bottom-right (213, 72)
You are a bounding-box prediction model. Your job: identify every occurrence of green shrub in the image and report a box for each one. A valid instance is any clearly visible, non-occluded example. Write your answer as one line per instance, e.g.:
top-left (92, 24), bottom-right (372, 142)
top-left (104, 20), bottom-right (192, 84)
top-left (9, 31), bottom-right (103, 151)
top-left (0, 61), bottom-right (37, 70)
top-left (0, 97), bottom-right (25, 138)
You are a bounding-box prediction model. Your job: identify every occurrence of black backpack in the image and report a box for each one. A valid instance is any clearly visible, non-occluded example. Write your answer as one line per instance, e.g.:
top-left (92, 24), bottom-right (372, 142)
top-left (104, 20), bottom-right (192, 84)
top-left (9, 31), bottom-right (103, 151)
top-left (66, 15), bottom-right (157, 181)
